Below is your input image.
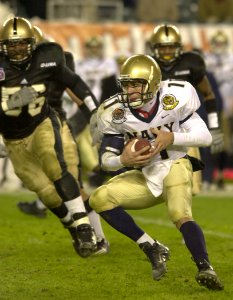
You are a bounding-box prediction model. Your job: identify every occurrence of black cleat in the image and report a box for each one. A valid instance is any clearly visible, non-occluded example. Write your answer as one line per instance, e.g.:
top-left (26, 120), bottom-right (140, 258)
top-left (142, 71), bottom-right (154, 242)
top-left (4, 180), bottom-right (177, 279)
top-left (195, 260), bottom-right (224, 290)
top-left (69, 224), bottom-right (97, 258)
top-left (139, 241), bottom-right (169, 280)
top-left (17, 201), bottom-right (47, 218)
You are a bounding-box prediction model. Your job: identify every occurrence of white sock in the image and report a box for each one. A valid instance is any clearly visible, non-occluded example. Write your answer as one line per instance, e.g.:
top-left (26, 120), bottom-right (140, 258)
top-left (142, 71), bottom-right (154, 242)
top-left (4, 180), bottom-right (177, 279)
top-left (65, 196), bottom-right (90, 226)
top-left (136, 233), bottom-right (155, 245)
top-left (65, 196), bottom-right (86, 214)
top-left (88, 210), bottom-right (105, 241)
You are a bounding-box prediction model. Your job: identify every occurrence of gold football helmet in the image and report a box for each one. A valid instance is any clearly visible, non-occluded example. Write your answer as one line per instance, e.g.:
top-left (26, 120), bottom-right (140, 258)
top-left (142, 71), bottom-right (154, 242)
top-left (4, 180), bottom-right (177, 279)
top-left (0, 17), bottom-right (35, 65)
top-left (118, 54), bottom-right (161, 109)
top-left (33, 25), bottom-right (45, 44)
top-left (150, 24), bottom-right (182, 64)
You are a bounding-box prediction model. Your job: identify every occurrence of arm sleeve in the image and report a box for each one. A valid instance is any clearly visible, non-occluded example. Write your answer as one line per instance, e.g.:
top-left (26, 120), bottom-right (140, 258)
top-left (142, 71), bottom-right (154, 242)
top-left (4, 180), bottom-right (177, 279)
top-left (173, 112), bottom-right (212, 147)
top-left (99, 134), bottom-right (125, 171)
top-left (55, 64), bottom-right (98, 113)
top-left (101, 152), bottom-right (124, 171)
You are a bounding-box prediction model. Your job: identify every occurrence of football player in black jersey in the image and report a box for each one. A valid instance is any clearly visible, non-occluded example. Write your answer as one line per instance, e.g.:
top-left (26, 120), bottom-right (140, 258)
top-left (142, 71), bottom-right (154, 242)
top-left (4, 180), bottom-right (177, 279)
top-left (149, 24), bottom-right (224, 193)
top-left (0, 17), bottom-right (99, 258)
top-left (16, 24), bottom-right (109, 255)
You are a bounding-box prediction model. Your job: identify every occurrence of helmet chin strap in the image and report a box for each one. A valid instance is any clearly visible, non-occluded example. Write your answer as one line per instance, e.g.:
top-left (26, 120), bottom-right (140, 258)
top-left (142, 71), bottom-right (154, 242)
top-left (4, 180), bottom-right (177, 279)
top-left (129, 98), bottom-right (144, 109)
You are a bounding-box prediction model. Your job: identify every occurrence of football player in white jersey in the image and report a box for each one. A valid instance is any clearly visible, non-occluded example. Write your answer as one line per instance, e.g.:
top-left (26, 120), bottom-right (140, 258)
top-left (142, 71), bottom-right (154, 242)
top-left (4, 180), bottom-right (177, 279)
top-left (89, 54), bottom-right (223, 290)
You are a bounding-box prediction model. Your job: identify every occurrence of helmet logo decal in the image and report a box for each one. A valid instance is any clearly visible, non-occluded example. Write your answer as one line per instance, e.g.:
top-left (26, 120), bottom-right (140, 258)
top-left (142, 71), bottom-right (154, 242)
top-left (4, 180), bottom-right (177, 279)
top-left (112, 107), bottom-right (126, 124)
top-left (162, 94), bottom-right (179, 110)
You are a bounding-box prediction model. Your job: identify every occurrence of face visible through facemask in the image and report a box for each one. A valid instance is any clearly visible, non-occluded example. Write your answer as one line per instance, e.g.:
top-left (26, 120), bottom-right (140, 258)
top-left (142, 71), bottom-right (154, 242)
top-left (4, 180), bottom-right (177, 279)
top-left (120, 80), bottom-right (150, 109)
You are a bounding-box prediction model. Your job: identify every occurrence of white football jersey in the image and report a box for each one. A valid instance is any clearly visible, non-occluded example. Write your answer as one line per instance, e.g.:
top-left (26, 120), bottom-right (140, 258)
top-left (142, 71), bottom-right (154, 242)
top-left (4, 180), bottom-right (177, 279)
top-left (97, 79), bottom-right (210, 196)
top-left (205, 52), bottom-right (233, 115)
top-left (75, 57), bottom-right (118, 102)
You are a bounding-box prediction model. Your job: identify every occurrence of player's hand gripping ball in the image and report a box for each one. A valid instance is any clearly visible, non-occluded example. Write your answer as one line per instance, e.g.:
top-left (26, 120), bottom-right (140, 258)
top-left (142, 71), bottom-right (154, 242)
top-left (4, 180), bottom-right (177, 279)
top-left (130, 138), bottom-right (152, 155)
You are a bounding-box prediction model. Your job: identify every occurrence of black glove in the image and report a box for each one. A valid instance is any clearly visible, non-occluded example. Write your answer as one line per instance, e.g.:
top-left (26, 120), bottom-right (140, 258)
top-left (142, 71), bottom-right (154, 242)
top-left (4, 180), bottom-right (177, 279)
top-left (7, 86), bottom-right (38, 110)
top-left (209, 128), bottom-right (224, 154)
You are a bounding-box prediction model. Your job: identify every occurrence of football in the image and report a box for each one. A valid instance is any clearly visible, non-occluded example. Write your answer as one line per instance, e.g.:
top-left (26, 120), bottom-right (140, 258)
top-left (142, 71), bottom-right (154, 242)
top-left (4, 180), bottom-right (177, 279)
top-left (130, 138), bottom-right (152, 155)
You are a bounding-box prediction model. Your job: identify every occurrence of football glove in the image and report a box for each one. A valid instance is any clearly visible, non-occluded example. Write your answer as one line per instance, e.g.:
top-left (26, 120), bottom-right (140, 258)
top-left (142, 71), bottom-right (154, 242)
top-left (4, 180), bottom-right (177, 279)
top-left (7, 86), bottom-right (38, 110)
top-left (89, 110), bottom-right (102, 145)
top-left (209, 128), bottom-right (224, 154)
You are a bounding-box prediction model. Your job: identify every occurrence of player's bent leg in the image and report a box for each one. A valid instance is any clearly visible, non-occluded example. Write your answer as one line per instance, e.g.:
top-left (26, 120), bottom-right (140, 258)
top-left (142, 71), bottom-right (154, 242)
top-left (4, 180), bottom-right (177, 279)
top-left (164, 158), bottom-right (223, 290)
top-left (90, 171), bottom-right (169, 280)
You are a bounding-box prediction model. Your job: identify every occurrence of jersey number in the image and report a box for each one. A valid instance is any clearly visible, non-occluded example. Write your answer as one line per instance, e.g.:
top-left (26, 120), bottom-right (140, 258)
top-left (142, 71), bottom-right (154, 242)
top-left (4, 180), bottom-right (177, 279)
top-left (1, 84), bottom-right (46, 117)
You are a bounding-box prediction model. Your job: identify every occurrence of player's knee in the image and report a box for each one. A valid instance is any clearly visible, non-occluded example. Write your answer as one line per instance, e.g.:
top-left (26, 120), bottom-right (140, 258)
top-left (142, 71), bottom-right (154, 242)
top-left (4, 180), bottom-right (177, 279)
top-left (37, 185), bottom-right (62, 208)
top-left (175, 217), bottom-right (194, 229)
top-left (89, 185), bottom-right (114, 213)
top-left (169, 208), bottom-right (193, 228)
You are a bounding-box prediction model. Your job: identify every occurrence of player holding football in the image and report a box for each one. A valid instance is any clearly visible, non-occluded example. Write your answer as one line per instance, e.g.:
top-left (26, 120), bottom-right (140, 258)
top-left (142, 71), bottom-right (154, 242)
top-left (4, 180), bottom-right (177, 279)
top-left (0, 17), bottom-right (98, 257)
top-left (89, 54), bottom-right (223, 290)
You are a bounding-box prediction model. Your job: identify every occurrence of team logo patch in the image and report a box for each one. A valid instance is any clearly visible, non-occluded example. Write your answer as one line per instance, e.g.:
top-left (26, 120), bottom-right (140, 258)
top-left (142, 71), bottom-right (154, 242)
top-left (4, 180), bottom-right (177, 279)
top-left (112, 107), bottom-right (126, 124)
top-left (162, 94), bottom-right (179, 110)
top-left (0, 68), bottom-right (5, 81)
top-left (40, 62), bottom-right (57, 68)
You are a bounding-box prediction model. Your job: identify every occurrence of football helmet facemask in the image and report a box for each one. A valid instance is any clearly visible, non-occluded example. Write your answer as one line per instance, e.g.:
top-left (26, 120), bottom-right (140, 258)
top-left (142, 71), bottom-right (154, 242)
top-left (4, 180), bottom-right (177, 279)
top-left (118, 54), bottom-right (161, 109)
top-left (150, 24), bottom-right (182, 64)
top-left (0, 17), bottom-right (35, 66)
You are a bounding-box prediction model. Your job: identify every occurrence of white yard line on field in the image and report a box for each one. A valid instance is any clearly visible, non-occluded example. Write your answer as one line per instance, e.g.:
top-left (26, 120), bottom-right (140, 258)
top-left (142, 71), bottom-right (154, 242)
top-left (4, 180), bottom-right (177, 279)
top-left (134, 216), bottom-right (233, 240)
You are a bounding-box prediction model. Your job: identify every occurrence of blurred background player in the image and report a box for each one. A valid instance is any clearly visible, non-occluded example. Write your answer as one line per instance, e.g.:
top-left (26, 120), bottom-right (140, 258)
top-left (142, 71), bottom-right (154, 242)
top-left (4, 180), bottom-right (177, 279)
top-left (16, 24), bottom-right (109, 255)
top-left (0, 16), bottom-right (99, 258)
top-left (149, 24), bottom-right (224, 193)
top-left (71, 36), bottom-right (119, 187)
top-left (204, 30), bottom-right (233, 189)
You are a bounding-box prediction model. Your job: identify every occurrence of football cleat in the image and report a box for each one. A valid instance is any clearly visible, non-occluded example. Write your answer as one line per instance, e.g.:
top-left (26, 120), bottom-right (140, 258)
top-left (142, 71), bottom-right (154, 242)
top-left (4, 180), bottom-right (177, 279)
top-left (17, 201), bottom-right (47, 218)
top-left (156, 241), bottom-right (170, 262)
top-left (139, 241), bottom-right (169, 280)
top-left (69, 224), bottom-right (97, 258)
top-left (92, 238), bottom-right (110, 255)
top-left (195, 260), bottom-right (224, 290)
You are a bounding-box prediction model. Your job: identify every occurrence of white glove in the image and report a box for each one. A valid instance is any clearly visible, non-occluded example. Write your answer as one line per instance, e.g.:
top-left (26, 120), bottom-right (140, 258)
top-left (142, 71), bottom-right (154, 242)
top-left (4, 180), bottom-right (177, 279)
top-left (89, 110), bottom-right (102, 145)
top-left (209, 128), bottom-right (224, 154)
top-left (0, 143), bottom-right (7, 158)
top-left (7, 86), bottom-right (38, 110)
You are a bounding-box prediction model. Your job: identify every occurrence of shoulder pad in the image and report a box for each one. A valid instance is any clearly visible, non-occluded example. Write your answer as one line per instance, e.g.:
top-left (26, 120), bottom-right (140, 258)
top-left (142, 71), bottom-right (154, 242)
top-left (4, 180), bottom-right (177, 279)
top-left (160, 80), bottom-right (200, 115)
top-left (182, 51), bottom-right (205, 65)
top-left (102, 94), bottom-right (119, 110)
top-left (35, 42), bottom-right (64, 66)
top-left (64, 51), bottom-right (75, 71)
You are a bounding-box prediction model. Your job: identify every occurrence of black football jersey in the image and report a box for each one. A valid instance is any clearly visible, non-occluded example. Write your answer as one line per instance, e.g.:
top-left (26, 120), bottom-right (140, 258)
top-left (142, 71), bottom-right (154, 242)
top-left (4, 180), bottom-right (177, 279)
top-left (0, 43), bottom-right (93, 139)
top-left (46, 51), bottom-right (75, 120)
top-left (153, 51), bottom-right (206, 87)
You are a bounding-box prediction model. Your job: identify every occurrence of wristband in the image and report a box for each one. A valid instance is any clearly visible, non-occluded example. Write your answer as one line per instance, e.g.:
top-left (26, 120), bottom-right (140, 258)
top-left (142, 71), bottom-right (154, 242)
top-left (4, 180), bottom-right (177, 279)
top-left (207, 112), bottom-right (219, 129)
top-left (83, 96), bottom-right (97, 113)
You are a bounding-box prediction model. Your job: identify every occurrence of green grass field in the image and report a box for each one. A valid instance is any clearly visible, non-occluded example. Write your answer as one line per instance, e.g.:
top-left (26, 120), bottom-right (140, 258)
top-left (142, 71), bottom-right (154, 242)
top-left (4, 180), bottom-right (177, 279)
top-left (0, 191), bottom-right (232, 300)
